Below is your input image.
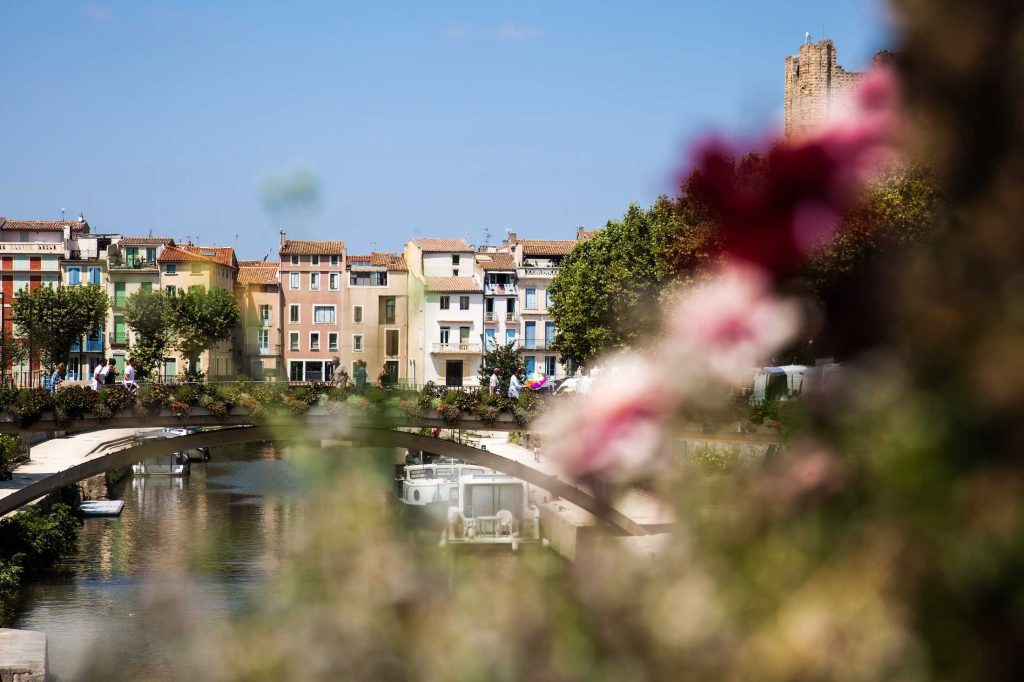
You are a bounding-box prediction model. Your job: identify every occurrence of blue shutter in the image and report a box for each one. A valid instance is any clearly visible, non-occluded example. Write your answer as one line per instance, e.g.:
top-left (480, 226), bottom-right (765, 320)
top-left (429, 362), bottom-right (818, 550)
top-left (68, 268), bottom-right (80, 285)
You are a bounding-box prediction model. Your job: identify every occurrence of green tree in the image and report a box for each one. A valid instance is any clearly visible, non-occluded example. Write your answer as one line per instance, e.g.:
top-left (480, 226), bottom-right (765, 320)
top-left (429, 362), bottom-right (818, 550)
top-left (124, 288), bottom-right (173, 380)
top-left (11, 285), bottom-right (108, 370)
top-left (478, 341), bottom-right (524, 395)
top-left (548, 201), bottom-right (680, 369)
top-left (166, 286), bottom-right (240, 378)
top-left (0, 336), bottom-right (28, 378)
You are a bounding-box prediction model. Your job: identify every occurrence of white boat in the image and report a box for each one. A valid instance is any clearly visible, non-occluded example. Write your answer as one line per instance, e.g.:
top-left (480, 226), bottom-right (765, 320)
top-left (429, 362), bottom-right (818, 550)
top-left (394, 460), bottom-right (489, 519)
top-left (132, 452), bottom-right (191, 476)
top-left (441, 473), bottom-right (541, 551)
top-left (78, 500), bottom-right (125, 516)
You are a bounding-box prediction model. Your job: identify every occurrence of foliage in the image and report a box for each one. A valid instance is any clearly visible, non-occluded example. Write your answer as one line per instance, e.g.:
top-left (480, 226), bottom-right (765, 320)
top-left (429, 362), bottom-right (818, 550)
top-left (124, 288), bottom-right (173, 380)
top-left (99, 385), bottom-right (136, 414)
top-left (200, 394), bottom-right (230, 420)
top-left (0, 335), bottom-right (27, 375)
top-left (0, 504), bottom-right (80, 573)
top-left (475, 404), bottom-right (500, 426)
top-left (137, 383), bottom-right (171, 416)
top-left (53, 386), bottom-right (99, 425)
top-left (12, 388), bottom-right (53, 427)
top-left (11, 284), bottom-right (108, 369)
top-left (0, 435), bottom-right (21, 470)
top-left (166, 286), bottom-right (241, 376)
top-left (687, 443), bottom-right (740, 474)
top-left (477, 341), bottom-right (523, 392)
top-left (437, 403), bottom-right (462, 426)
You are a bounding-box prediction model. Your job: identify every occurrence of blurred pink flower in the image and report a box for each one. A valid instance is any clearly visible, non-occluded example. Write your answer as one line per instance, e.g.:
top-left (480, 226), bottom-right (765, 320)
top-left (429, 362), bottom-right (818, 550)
top-left (688, 67), bottom-right (899, 277)
top-left (542, 358), bottom-right (677, 482)
top-left (669, 263), bottom-right (801, 384)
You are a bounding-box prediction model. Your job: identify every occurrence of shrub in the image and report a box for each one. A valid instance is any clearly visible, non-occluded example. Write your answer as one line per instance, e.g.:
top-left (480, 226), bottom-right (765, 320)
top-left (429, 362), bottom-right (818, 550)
top-left (138, 383), bottom-right (171, 416)
top-left (282, 395), bottom-right (310, 416)
top-left (12, 389), bottom-right (54, 427)
top-left (170, 400), bottom-right (191, 418)
top-left (0, 389), bottom-right (20, 412)
top-left (173, 383), bottom-right (204, 407)
top-left (438, 403), bottom-right (462, 426)
top-left (398, 398), bottom-right (425, 420)
top-left (99, 385), bottom-right (136, 414)
top-left (54, 386), bottom-right (98, 421)
top-left (200, 394), bottom-right (230, 421)
top-left (0, 503), bottom-right (80, 572)
top-left (688, 443), bottom-right (740, 474)
top-left (0, 434), bottom-right (21, 470)
top-left (475, 405), bottom-right (500, 426)
top-left (512, 406), bottom-right (533, 427)
top-left (91, 402), bottom-right (114, 422)
top-left (237, 394), bottom-right (265, 419)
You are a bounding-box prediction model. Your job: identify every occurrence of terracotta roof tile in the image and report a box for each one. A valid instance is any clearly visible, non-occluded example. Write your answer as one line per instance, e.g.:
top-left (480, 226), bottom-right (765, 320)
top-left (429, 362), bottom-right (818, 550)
top-left (0, 218), bottom-right (89, 233)
top-left (347, 252), bottom-right (407, 271)
top-left (577, 230), bottom-right (598, 240)
top-left (237, 265), bottom-right (279, 286)
top-left (475, 252), bottom-right (516, 270)
top-left (279, 240), bottom-right (345, 255)
top-left (159, 244), bottom-right (236, 267)
top-left (238, 259), bottom-right (271, 267)
top-left (411, 237), bottom-right (473, 253)
top-left (518, 239), bottom-right (576, 256)
top-left (425, 276), bottom-right (480, 293)
top-left (120, 237), bottom-right (174, 246)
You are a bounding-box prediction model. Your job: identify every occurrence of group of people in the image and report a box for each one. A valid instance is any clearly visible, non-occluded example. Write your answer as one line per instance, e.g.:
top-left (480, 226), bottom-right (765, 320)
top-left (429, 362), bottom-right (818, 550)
top-left (489, 367), bottom-right (524, 399)
top-left (48, 357), bottom-right (138, 393)
top-left (329, 359), bottom-right (394, 393)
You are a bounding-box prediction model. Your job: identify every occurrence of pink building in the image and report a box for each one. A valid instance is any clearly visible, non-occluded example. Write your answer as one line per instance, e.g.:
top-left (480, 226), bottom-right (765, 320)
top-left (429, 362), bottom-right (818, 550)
top-left (279, 236), bottom-right (345, 382)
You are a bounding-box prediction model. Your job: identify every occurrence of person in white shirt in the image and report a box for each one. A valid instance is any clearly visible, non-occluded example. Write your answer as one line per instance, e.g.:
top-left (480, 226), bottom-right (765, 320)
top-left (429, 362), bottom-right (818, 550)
top-left (92, 362), bottom-right (107, 391)
top-left (489, 368), bottom-right (499, 397)
top-left (123, 358), bottom-right (138, 393)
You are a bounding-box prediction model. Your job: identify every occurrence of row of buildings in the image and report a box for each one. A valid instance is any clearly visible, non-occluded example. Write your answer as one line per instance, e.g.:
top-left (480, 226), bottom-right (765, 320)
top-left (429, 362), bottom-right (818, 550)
top-left (0, 215), bottom-right (587, 387)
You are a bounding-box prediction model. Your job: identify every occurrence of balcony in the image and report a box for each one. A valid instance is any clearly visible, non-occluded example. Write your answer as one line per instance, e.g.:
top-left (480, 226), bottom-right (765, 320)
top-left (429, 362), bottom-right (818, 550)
top-left (0, 242), bottom-right (63, 254)
top-left (484, 282), bottom-right (518, 296)
top-left (245, 344), bottom-right (278, 356)
top-left (516, 266), bottom-right (559, 279)
top-left (519, 340), bottom-right (554, 351)
top-left (71, 337), bottom-right (104, 353)
top-left (108, 258), bottom-right (159, 271)
top-left (485, 311), bottom-right (517, 323)
top-left (431, 342), bottom-right (481, 354)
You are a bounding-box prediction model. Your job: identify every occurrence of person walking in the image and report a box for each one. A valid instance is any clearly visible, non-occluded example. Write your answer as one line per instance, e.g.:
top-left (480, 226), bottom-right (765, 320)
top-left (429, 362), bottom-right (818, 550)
top-left (49, 362), bottom-right (65, 393)
top-left (488, 367), bottom-right (499, 397)
top-left (354, 360), bottom-right (368, 394)
top-left (123, 358), bottom-right (138, 393)
top-left (103, 358), bottom-right (118, 386)
top-left (378, 363), bottom-right (393, 392)
top-left (92, 361), bottom-right (107, 390)
top-left (508, 372), bottom-right (522, 400)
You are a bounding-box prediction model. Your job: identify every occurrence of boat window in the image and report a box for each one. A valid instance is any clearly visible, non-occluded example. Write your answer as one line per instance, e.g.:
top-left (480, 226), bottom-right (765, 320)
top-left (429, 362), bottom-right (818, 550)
top-left (435, 467), bottom-right (453, 479)
top-left (465, 483), bottom-right (522, 519)
top-left (408, 469), bottom-right (434, 479)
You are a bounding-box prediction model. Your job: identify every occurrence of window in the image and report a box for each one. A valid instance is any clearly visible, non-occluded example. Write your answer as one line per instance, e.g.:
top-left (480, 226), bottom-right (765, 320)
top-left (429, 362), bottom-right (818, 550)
top-left (67, 267), bottom-right (81, 285)
top-left (311, 255), bottom-right (320, 266)
top-left (310, 332), bottom-right (320, 351)
top-left (353, 306), bottom-right (363, 323)
top-left (459, 295), bottom-right (470, 310)
top-left (114, 282), bottom-right (126, 308)
top-left (440, 296), bottom-right (450, 310)
top-left (545, 321), bottom-right (556, 346)
top-left (289, 304), bottom-right (300, 323)
top-left (353, 335), bottom-right (363, 352)
top-left (290, 360), bottom-right (303, 381)
top-left (524, 321), bottom-right (537, 349)
top-left (191, 263), bottom-right (202, 274)
top-left (165, 285), bottom-right (176, 295)
top-left (525, 355), bottom-right (536, 374)
top-left (289, 332), bottom-right (300, 351)
top-left (125, 247), bottom-right (138, 266)
top-left (485, 328), bottom-right (496, 351)
top-left (146, 247), bottom-right (157, 263)
top-left (384, 297), bottom-right (396, 324)
top-left (310, 272), bottom-right (320, 290)
top-left (166, 264), bottom-right (177, 275)
top-left (290, 272), bottom-right (299, 289)
top-left (349, 271), bottom-right (387, 286)
top-left (329, 272), bottom-right (340, 290)
top-left (525, 288), bottom-right (536, 309)
top-left (545, 289), bottom-right (554, 309)
top-left (313, 305), bottom-right (335, 324)
top-left (459, 326), bottom-right (471, 345)
top-left (330, 255), bottom-right (339, 266)
top-left (88, 267), bottom-right (101, 285)
top-left (258, 329), bottom-right (269, 351)
top-left (259, 304), bottom-right (271, 325)
top-left (113, 315), bottom-right (127, 343)
top-left (328, 332), bottom-right (339, 351)
top-left (544, 356), bottom-right (557, 376)
top-left (505, 329), bottom-right (516, 345)
top-left (291, 255), bottom-right (299, 266)
top-left (452, 254), bottom-right (460, 275)
top-left (386, 329), bottom-right (399, 357)
top-left (439, 327), bottom-right (450, 344)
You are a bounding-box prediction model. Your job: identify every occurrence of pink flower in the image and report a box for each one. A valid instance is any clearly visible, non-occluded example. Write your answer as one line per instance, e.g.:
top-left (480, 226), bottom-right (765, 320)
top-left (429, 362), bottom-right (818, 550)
top-left (687, 67), bottom-right (899, 277)
top-left (668, 263), bottom-right (801, 385)
top-left (541, 358), bottom-right (677, 482)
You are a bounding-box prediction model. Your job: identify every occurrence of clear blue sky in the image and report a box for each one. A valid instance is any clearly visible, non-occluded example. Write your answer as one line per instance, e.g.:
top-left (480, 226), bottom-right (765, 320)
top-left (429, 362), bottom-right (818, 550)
top-left (0, 1), bottom-right (890, 259)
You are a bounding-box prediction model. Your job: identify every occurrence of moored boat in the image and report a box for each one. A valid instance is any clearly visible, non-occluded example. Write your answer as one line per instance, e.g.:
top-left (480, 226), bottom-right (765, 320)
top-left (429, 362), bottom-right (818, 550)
top-left (441, 473), bottom-right (541, 551)
top-left (393, 460), bottom-right (489, 521)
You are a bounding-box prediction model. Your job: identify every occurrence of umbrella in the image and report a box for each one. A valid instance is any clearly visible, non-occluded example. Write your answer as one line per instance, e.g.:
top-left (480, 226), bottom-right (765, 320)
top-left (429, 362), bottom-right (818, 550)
top-left (526, 373), bottom-right (548, 390)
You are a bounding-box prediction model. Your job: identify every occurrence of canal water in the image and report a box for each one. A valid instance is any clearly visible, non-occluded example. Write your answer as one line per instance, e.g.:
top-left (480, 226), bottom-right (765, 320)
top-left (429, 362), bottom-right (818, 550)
top-left (10, 443), bottom-right (308, 681)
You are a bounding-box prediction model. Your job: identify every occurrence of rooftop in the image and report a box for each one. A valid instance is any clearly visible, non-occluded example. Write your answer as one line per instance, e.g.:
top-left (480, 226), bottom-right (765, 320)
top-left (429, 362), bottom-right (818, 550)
top-left (279, 239), bottom-right (345, 256)
top-left (347, 252), bottom-right (407, 271)
top-left (426, 276), bottom-right (480, 293)
top-left (0, 217), bottom-right (90, 233)
top-left (158, 244), bottom-right (236, 267)
top-left (475, 253), bottom-right (517, 270)
top-left (518, 239), bottom-right (577, 256)
top-left (237, 264), bottom-right (279, 286)
top-left (411, 237), bottom-right (473, 253)
top-left (120, 236), bottom-right (174, 246)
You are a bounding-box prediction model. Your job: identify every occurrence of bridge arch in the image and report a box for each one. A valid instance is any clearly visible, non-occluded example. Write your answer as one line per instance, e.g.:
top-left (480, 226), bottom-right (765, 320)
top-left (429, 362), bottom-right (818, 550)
top-left (1, 426), bottom-right (649, 536)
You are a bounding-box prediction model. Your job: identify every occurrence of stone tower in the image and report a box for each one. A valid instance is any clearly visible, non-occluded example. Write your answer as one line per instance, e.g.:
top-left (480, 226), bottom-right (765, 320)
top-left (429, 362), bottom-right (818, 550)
top-left (784, 39), bottom-right (863, 138)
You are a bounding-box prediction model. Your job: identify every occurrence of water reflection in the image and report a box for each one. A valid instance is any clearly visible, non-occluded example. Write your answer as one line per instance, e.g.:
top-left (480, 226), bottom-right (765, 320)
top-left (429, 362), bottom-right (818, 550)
top-left (11, 443), bottom-right (305, 682)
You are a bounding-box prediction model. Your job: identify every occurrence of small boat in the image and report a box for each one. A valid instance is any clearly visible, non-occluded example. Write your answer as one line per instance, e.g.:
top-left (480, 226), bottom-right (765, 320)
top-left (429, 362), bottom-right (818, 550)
top-left (78, 500), bottom-right (125, 516)
top-left (132, 452), bottom-right (191, 476)
top-left (394, 459), bottom-right (489, 521)
top-left (440, 473), bottom-right (541, 551)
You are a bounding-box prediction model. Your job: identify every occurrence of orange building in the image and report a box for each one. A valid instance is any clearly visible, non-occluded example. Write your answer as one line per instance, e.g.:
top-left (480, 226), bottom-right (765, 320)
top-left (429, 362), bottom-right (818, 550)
top-left (279, 236), bottom-right (345, 382)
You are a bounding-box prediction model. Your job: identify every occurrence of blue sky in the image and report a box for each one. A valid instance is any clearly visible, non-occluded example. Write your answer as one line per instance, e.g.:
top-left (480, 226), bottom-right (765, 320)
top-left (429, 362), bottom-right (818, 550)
top-left (0, 1), bottom-right (890, 259)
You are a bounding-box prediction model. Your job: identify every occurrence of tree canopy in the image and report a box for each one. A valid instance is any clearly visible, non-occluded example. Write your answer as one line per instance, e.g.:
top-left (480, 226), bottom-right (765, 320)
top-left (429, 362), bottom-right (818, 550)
top-left (166, 286), bottom-right (240, 377)
top-left (11, 285), bottom-right (108, 369)
top-left (478, 341), bottom-right (523, 394)
top-left (124, 288), bottom-right (174, 380)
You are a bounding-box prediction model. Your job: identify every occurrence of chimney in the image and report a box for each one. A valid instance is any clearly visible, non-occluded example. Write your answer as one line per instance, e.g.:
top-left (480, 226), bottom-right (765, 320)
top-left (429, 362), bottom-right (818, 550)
top-left (279, 229), bottom-right (287, 247)
top-left (507, 231), bottom-right (517, 244)
top-left (576, 226), bottom-right (584, 239)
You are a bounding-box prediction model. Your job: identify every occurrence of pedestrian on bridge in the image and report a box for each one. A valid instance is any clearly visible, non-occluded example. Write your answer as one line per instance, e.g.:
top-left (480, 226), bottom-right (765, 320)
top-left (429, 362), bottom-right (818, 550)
top-left (123, 358), bottom-right (138, 394)
top-left (489, 367), bottom-right (499, 397)
top-left (92, 361), bottom-right (108, 390)
top-left (49, 363), bottom-right (65, 393)
top-left (354, 360), bottom-right (368, 394)
top-left (508, 372), bottom-right (522, 400)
